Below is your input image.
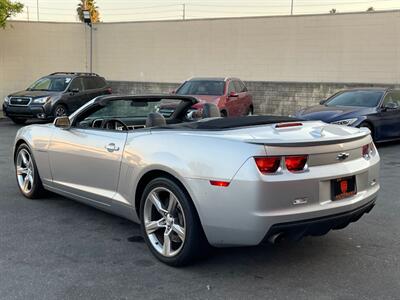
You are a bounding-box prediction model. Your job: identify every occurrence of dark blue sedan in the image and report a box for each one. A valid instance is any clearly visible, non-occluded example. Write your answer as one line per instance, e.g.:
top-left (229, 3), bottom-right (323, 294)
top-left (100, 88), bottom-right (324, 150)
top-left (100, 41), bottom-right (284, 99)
top-left (295, 88), bottom-right (400, 142)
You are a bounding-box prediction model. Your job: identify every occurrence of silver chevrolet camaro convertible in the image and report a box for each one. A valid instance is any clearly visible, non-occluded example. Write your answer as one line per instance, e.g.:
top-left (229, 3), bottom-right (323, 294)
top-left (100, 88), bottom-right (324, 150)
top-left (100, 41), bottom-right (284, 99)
top-left (13, 95), bottom-right (380, 266)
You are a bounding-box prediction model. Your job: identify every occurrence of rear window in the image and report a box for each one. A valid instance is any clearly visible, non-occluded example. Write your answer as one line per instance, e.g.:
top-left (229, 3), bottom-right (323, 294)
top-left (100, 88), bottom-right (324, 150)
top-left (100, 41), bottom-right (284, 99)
top-left (94, 77), bottom-right (107, 88)
top-left (83, 77), bottom-right (106, 90)
top-left (176, 81), bottom-right (225, 96)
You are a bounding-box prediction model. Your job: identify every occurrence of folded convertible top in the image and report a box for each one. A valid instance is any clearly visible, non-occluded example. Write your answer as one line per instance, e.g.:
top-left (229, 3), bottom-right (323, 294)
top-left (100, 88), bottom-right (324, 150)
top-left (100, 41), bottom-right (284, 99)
top-left (167, 115), bottom-right (300, 130)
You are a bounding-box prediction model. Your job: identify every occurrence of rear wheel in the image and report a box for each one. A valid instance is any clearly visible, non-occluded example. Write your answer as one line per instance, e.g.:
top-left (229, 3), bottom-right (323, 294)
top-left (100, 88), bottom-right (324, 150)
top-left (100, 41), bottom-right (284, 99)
top-left (247, 106), bottom-right (254, 116)
top-left (15, 144), bottom-right (45, 199)
top-left (140, 177), bottom-right (206, 266)
top-left (10, 117), bottom-right (27, 125)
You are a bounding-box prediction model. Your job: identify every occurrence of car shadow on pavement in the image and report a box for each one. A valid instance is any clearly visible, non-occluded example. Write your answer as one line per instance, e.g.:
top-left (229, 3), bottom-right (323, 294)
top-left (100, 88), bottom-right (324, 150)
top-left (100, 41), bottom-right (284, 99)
top-left (35, 192), bottom-right (333, 267)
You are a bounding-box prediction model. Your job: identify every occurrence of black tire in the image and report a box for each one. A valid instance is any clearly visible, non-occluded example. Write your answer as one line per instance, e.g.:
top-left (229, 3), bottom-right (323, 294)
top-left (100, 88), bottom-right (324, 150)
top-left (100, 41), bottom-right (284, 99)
top-left (359, 122), bottom-right (375, 141)
top-left (53, 104), bottom-right (68, 118)
top-left (10, 117), bottom-right (27, 125)
top-left (140, 177), bottom-right (207, 267)
top-left (220, 110), bottom-right (228, 118)
top-left (247, 106), bottom-right (254, 116)
top-left (14, 144), bottom-right (45, 199)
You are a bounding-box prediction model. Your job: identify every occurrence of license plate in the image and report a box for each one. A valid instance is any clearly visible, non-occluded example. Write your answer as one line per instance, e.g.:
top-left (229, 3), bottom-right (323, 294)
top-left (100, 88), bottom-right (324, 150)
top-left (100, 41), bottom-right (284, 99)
top-left (331, 176), bottom-right (356, 200)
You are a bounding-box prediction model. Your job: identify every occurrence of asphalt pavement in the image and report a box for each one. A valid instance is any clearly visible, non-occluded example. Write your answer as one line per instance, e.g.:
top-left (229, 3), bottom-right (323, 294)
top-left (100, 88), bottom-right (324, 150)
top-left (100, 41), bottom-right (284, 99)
top-left (0, 118), bottom-right (399, 300)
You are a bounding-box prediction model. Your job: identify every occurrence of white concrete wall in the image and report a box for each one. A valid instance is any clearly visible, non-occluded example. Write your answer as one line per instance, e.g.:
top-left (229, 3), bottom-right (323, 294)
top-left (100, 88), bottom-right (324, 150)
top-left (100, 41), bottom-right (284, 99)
top-left (94, 11), bottom-right (400, 85)
top-left (1, 11), bottom-right (400, 106)
top-left (0, 21), bottom-right (88, 105)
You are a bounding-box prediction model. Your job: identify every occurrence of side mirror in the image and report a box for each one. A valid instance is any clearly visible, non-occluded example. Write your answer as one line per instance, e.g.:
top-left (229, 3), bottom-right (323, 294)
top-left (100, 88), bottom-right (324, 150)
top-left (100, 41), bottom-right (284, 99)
top-left (70, 88), bottom-right (79, 94)
top-left (229, 91), bottom-right (239, 98)
top-left (319, 99), bottom-right (327, 105)
top-left (54, 116), bottom-right (71, 129)
top-left (382, 102), bottom-right (398, 110)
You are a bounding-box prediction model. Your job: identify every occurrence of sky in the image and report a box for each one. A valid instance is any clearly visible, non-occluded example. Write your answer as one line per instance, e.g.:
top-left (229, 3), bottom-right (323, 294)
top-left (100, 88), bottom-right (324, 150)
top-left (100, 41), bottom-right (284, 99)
top-left (10, 0), bottom-right (400, 23)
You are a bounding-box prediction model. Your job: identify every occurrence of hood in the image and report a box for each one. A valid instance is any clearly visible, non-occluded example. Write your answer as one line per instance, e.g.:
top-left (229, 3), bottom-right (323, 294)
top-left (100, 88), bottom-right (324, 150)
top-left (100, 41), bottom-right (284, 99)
top-left (9, 90), bottom-right (61, 98)
top-left (296, 105), bottom-right (375, 123)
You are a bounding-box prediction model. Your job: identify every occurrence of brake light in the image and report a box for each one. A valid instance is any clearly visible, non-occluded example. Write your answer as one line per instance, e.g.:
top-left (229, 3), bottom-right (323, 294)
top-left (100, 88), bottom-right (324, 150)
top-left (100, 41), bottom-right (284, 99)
top-left (275, 122), bottom-right (303, 128)
top-left (210, 180), bottom-right (230, 187)
top-left (254, 157), bottom-right (281, 174)
top-left (285, 155), bottom-right (308, 172)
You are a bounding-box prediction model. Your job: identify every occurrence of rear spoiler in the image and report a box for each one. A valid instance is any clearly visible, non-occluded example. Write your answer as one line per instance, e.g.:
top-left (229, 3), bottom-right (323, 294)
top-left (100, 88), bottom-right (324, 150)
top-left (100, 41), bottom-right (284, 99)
top-left (244, 128), bottom-right (370, 147)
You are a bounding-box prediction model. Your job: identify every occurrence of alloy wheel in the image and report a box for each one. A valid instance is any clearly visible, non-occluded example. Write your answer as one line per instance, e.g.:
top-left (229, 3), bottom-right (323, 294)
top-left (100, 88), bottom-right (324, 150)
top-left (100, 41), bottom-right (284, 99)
top-left (143, 187), bottom-right (186, 257)
top-left (16, 149), bottom-right (34, 194)
top-left (55, 106), bottom-right (66, 117)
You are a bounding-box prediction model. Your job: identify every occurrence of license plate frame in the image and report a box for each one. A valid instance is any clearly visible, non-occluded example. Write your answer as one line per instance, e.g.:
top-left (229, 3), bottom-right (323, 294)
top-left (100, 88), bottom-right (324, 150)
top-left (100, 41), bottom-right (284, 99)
top-left (331, 176), bottom-right (357, 201)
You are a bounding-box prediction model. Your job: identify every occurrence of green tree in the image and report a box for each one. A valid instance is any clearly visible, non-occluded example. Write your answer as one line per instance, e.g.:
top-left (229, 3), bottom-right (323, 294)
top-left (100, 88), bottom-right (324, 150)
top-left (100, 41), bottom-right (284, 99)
top-left (329, 8), bottom-right (337, 14)
top-left (0, 0), bottom-right (23, 28)
top-left (77, 0), bottom-right (100, 23)
top-left (366, 7), bottom-right (374, 12)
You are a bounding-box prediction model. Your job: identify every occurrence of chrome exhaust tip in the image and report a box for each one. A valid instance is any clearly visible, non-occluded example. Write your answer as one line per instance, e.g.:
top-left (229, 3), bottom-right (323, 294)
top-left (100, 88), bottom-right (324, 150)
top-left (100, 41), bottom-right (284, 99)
top-left (268, 232), bottom-right (284, 244)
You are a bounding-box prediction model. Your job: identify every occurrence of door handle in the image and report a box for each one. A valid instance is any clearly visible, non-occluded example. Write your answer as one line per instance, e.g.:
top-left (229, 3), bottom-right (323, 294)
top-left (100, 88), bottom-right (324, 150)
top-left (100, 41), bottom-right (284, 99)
top-left (105, 143), bottom-right (120, 152)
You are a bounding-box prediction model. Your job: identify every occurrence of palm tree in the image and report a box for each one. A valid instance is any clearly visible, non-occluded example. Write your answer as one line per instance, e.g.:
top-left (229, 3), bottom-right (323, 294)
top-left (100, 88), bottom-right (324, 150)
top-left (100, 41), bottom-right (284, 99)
top-left (77, 0), bottom-right (100, 23)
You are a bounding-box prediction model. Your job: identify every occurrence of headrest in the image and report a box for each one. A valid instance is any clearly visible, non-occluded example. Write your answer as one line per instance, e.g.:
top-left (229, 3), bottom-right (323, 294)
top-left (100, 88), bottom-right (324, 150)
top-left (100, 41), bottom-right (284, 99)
top-left (146, 112), bottom-right (166, 127)
top-left (202, 103), bottom-right (221, 118)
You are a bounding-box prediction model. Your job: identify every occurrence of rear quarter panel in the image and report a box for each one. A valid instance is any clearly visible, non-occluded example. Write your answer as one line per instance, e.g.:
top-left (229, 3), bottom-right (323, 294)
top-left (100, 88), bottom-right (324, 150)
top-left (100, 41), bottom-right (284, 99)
top-left (117, 130), bottom-right (266, 218)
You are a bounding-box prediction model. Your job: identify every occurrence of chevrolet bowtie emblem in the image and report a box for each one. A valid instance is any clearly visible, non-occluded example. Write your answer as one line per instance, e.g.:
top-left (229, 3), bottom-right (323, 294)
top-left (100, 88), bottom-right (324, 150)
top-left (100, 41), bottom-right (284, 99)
top-left (337, 152), bottom-right (350, 160)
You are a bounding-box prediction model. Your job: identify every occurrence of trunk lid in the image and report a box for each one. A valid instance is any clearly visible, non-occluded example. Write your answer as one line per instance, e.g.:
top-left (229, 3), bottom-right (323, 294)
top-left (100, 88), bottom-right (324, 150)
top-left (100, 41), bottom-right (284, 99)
top-left (241, 121), bottom-right (369, 147)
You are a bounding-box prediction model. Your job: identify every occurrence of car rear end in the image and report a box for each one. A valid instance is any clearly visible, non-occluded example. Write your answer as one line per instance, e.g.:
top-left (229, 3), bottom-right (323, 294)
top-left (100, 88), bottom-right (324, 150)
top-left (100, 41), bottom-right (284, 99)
top-left (190, 121), bottom-right (379, 247)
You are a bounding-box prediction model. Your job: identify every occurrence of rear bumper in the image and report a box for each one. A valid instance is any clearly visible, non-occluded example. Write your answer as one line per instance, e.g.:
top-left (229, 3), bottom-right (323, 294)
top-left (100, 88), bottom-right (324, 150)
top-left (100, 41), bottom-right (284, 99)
top-left (185, 148), bottom-right (380, 247)
top-left (263, 199), bottom-right (375, 242)
top-left (3, 103), bottom-right (50, 119)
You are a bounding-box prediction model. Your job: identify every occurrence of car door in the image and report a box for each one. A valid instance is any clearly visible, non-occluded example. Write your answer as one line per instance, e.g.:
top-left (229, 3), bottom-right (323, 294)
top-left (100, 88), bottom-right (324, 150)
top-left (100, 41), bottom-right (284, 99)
top-left (66, 77), bottom-right (86, 111)
top-left (377, 91), bottom-right (400, 140)
top-left (225, 80), bottom-right (240, 116)
top-left (48, 103), bottom-right (128, 206)
top-left (234, 80), bottom-right (248, 116)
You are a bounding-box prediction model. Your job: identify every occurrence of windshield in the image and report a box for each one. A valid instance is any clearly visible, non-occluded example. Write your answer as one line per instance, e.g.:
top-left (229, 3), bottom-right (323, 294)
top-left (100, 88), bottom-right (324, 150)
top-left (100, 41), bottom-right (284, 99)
top-left (27, 77), bottom-right (71, 92)
top-left (176, 81), bottom-right (225, 96)
top-left (325, 91), bottom-right (383, 108)
top-left (80, 98), bottom-right (183, 121)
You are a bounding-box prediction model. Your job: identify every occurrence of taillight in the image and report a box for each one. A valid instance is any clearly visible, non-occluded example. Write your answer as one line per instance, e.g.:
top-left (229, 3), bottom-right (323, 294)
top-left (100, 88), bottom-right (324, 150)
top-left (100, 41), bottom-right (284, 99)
top-left (285, 155), bottom-right (308, 172)
top-left (362, 143), bottom-right (373, 159)
top-left (254, 157), bottom-right (281, 174)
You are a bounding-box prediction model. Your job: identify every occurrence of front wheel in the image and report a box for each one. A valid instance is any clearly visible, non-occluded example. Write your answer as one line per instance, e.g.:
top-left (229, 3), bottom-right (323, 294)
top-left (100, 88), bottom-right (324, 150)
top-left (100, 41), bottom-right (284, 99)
top-left (220, 110), bottom-right (228, 118)
top-left (15, 144), bottom-right (45, 199)
top-left (359, 122), bottom-right (375, 141)
top-left (140, 177), bottom-right (206, 266)
top-left (53, 104), bottom-right (68, 118)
